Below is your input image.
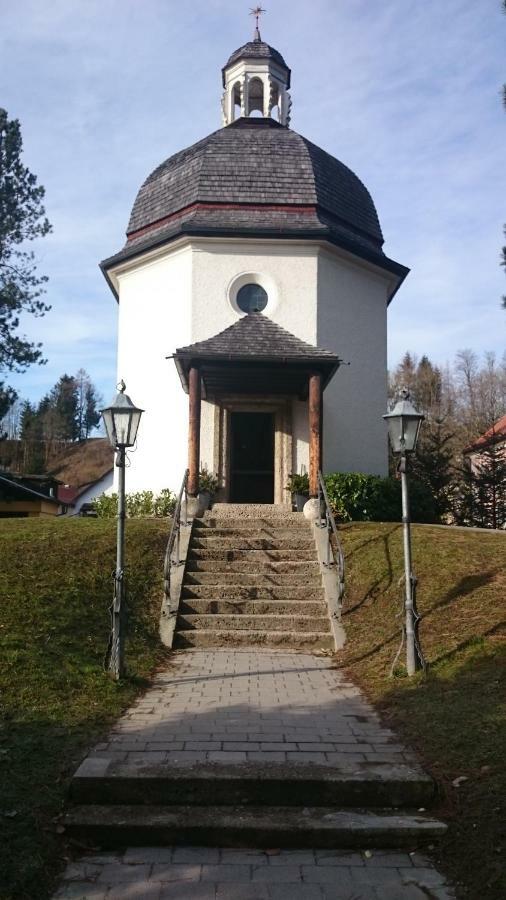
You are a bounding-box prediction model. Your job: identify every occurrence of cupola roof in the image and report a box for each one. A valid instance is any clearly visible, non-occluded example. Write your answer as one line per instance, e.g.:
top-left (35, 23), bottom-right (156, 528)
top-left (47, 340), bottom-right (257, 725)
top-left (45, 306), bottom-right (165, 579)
top-left (222, 40), bottom-right (290, 87)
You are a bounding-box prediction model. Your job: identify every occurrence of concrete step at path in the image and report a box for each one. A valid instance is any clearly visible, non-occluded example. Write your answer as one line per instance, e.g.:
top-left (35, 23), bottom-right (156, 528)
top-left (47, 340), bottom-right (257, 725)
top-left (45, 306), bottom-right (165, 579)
top-left (188, 548), bottom-right (317, 562)
top-left (64, 805), bottom-right (447, 850)
top-left (191, 537), bottom-right (315, 551)
top-left (179, 599), bottom-right (327, 616)
top-left (176, 614), bottom-right (330, 633)
top-left (201, 518), bottom-right (311, 531)
top-left (181, 584), bottom-right (325, 601)
top-left (71, 759), bottom-right (435, 809)
top-left (173, 630), bottom-right (335, 649)
top-left (184, 571), bottom-right (323, 586)
top-left (186, 560), bottom-right (320, 574)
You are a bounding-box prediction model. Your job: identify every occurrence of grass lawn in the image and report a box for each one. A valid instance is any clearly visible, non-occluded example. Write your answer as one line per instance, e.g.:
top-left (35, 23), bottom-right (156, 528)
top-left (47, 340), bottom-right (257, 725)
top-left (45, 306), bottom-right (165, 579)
top-left (0, 517), bottom-right (169, 900)
top-left (338, 523), bottom-right (506, 900)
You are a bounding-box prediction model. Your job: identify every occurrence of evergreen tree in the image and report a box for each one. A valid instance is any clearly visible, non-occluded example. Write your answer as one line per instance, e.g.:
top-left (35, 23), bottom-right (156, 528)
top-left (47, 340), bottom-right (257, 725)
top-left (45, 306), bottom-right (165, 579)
top-left (0, 109), bottom-right (52, 416)
top-left (19, 399), bottom-right (44, 472)
top-left (84, 381), bottom-right (101, 438)
top-left (49, 374), bottom-right (79, 441)
top-left (470, 431), bottom-right (506, 529)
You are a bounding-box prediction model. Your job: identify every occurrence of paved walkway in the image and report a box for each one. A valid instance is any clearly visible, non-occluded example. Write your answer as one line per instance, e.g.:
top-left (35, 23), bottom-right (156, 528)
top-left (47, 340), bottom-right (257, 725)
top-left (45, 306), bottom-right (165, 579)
top-left (54, 651), bottom-right (454, 899)
top-left (87, 650), bottom-right (416, 767)
top-left (53, 846), bottom-right (454, 899)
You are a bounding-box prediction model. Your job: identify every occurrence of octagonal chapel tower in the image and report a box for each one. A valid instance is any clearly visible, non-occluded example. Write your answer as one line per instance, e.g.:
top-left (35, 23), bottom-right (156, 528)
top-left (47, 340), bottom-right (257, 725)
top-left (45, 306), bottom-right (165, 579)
top-left (101, 29), bottom-right (408, 503)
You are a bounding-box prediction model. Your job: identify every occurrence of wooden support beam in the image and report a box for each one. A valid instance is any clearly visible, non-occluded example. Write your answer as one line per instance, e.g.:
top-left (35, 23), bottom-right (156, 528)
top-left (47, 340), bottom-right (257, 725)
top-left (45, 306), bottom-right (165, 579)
top-left (309, 372), bottom-right (322, 497)
top-left (188, 366), bottom-right (201, 496)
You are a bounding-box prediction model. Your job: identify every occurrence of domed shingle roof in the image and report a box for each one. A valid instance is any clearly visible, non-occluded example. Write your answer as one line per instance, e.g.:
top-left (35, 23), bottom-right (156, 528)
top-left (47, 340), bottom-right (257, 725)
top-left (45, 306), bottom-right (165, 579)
top-left (102, 119), bottom-right (408, 296)
top-left (126, 119), bottom-right (383, 247)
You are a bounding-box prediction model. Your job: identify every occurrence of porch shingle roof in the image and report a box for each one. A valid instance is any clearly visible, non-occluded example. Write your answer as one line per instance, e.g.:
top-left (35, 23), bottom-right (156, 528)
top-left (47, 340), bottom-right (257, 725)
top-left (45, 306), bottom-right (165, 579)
top-left (172, 313), bottom-right (340, 396)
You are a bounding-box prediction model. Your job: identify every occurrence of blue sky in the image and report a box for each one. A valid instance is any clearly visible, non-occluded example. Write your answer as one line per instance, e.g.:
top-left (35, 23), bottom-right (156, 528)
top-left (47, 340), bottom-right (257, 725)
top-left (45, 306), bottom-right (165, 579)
top-left (2, 0), bottom-right (505, 406)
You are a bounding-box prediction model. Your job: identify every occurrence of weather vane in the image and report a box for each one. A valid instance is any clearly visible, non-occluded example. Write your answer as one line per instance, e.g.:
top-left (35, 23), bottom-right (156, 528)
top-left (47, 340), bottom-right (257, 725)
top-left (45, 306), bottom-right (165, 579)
top-left (250, 6), bottom-right (266, 37)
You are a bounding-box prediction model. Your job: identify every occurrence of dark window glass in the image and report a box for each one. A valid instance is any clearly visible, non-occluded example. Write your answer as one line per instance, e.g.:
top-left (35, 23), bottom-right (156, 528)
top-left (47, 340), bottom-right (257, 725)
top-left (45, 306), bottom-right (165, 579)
top-left (236, 283), bottom-right (268, 313)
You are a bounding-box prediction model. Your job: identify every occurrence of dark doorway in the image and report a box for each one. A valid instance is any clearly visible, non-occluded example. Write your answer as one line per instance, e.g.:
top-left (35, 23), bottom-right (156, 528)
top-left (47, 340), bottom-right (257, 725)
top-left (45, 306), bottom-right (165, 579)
top-left (230, 412), bottom-right (275, 503)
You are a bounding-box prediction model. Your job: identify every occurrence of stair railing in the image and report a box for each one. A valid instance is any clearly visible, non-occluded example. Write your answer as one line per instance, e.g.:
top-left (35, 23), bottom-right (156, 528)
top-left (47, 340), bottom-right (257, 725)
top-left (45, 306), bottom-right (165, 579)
top-left (317, 470), bottom-right (345, 607)
top-left (163, 468), bottom-right (189, 607)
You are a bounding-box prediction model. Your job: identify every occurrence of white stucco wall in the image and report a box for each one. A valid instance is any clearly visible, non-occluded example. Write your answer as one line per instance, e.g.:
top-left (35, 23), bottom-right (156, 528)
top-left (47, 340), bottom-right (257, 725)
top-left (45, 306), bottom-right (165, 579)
top-left (111, 236), bottom-right (394, 491)
top-left (114, 245), bottom-right (192, 493)
top-left (317, 247), bottom-right (390, 476)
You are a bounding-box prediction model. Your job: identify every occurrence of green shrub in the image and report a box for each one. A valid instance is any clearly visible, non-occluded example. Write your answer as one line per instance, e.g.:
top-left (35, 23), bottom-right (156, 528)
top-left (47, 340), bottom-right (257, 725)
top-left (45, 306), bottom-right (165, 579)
top-left (286, 472), bottom-right (309, 495)
top-left (92, 489), bottom-right (176, 518)
top-left (199, 466), bottom-right (219, 494)
top-left (323, 471), bottom-right (437, 523)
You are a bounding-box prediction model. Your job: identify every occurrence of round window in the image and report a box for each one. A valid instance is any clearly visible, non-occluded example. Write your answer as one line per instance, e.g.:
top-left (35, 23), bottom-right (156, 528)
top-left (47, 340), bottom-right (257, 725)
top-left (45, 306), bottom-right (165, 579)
top-left (236, 283), bottom-right (268, 314)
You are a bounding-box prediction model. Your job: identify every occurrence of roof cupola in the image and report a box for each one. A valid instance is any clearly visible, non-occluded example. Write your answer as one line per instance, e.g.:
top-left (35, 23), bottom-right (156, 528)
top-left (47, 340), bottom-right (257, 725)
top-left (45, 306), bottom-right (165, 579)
top-left (221, 8), bottom-right (292, 127)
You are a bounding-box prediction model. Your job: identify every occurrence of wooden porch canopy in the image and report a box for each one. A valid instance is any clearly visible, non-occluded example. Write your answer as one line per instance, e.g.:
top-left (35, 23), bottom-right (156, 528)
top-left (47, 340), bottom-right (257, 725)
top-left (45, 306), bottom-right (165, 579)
top-left (172, 313), bottom-right (341, 498)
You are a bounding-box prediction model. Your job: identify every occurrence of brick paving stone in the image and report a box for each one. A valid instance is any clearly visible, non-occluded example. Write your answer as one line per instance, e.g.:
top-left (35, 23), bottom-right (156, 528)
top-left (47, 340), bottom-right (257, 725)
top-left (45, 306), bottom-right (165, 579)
top-left (53, 887), bottom-right (107, 900)
top-left (151, 864), bottom-right (201, 882)
top-left (269, 886), bottom-right (324, 899)
top-left (107, 882), bottom-right (161, 899)
top-left (252, 865), bottom-right (302, 882)
top-left (315, 851), bottom-right (364, 867)
top-left (97, 863), bottom-right (151, 882)
top-left (158, 885), bottom-right (215, 899)
top-left (201, 864), bottom-right (252, 882)
top-left (216, 885), bottom-right (270, 899)
top-left (172, 847), bottom-right (220, 864)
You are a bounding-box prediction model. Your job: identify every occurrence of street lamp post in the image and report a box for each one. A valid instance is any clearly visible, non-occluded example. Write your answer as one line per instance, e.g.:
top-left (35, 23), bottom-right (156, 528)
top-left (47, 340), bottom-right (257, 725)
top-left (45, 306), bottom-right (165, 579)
top-left (101, 381), bottom-right (144, 680)
top-left (383, 388), bottom-right (425, 676)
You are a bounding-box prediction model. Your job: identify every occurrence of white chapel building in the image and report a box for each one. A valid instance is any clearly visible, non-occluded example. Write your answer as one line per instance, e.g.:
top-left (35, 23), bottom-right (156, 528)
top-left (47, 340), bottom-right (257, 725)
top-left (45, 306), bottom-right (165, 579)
top-left (101, 28), bottom-right (408, 505)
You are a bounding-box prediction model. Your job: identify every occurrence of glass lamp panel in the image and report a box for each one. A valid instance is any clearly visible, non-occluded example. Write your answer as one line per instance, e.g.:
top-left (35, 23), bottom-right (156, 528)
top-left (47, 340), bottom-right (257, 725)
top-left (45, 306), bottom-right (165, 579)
top-left (113, 410), bottom-right (132, 446)
top-left (127, 409), bottom-right (142, 447)
top-left (387, 417), bottom-right (404, 454)
top-left (403, 415), bottom-right (422, 453)
top-left (102, 408), bottom-right (116, 447)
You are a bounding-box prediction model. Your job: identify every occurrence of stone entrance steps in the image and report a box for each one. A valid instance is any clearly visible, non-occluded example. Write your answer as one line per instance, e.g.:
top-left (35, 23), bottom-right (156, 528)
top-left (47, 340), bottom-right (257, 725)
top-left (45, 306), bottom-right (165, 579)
top-left (174, 508), bottom-right (334, 650)
top-left (66, 758), bottom-right (445, 849)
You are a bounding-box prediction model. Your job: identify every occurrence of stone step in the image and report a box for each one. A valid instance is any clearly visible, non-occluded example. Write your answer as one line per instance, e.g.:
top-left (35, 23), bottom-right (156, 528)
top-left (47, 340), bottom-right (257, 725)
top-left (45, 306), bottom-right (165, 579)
top-left (186, 560), bottom-right (320, 574)
top-left (202, 516), bottom-right (310, 530)
top-left (184, 571), bottom-right (322, 586)
top-left (173, 629), bottom-right (334, 649)
top-left (179, 599), bottom-right (327, 616)
top-left (64, 805), bottom-right (447, 850)
top-left (207, 505), bottom-right (303, 520)
top-left (193, 526), bottom-right (313, 539)
top-left (71, 758), bottom-right (436, 809)
top-left (188, 549), bottom-right (317, 562)
top-left (181, 584), bottom-right (325, 601)
top-left (191, 537), bottom-right (314, 551)
top-left (176, 614), bottom-right (330, 632)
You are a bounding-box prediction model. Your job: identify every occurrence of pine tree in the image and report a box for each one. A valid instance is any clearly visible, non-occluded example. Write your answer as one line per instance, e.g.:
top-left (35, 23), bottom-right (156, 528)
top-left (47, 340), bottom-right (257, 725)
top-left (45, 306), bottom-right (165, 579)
top-left (470, 431), bottom-right (506, 529)
top-left (0, 109), bottom-right (52, 416)
top-left (84, 381), bottom-right (101, 438)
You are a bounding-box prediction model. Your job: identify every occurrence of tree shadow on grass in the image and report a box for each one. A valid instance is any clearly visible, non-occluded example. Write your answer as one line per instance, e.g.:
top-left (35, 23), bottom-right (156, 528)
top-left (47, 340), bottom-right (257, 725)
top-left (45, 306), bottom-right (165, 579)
top-left (343, 526), bottom-right (400, 616)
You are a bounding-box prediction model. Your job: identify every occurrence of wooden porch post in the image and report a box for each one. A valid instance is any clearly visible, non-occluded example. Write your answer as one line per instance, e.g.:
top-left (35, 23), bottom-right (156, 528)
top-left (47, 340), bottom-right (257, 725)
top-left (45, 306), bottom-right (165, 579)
top-left (188, 366), bottom-right (201, 496)
top-left (309, 372), bottom-right (322, 497)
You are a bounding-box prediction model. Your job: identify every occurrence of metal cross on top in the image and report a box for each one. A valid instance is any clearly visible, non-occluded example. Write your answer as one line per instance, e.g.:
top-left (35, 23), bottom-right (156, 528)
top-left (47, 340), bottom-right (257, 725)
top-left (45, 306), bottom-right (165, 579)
top-left (250, 5), bottom-right (266, 38)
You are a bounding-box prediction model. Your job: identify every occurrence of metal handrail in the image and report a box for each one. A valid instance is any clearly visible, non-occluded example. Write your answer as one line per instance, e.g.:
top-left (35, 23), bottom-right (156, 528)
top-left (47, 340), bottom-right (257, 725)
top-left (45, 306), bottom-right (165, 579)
top-left (163, 469), bottom-right (189, 606)
top-left (317, 470), bottom-right (345, 607)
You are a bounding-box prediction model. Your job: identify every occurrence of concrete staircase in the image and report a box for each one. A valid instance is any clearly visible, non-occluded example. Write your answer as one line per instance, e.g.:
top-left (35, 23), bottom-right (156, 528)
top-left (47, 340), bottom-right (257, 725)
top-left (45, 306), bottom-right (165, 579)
top-left (174, 504), bottom-right (334, 650)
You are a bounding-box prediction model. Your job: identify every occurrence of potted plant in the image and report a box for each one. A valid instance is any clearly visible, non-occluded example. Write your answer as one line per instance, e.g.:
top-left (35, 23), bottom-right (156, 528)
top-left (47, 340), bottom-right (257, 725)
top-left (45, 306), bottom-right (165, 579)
top-left (198, 465), bottom-right (220, 511)
top-left (286, 472), bottom-right (309, 512)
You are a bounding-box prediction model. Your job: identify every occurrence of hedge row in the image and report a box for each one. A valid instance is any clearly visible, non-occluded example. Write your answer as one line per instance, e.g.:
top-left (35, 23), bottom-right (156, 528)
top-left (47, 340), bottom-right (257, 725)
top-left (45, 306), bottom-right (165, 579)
top-left (323, 472), bottom-right (437, 524)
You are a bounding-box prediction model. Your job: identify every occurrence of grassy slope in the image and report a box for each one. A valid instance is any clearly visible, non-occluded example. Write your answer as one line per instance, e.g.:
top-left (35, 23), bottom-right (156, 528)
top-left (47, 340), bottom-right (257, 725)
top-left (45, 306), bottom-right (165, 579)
top-left (338, 523), bottom-right (506, 900)
top-left (0, 518), bottom-right (169, 900)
